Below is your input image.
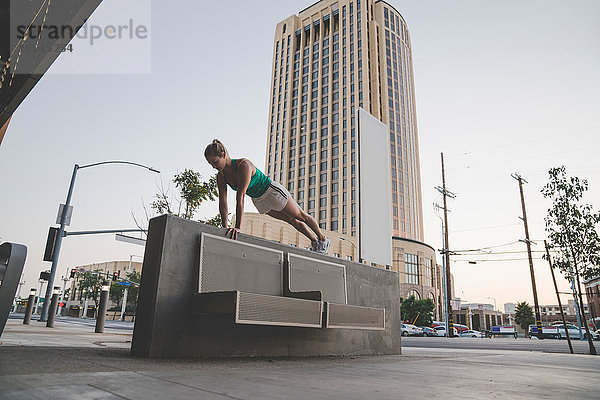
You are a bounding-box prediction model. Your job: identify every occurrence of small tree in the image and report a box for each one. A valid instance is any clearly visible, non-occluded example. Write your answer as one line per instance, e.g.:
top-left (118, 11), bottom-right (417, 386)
top-left (514, 301), bottom-right (535, 333)
top-left (108, 271), bottom-right (141, 314)
top-left (109, 281), bottom-right (125, 308)
top-left (152, 170), bottom-right (218, 219)
top-left (78, 269), bottom-right (106, 313)
top-left (400, 295), bottom-right (435, 326)
top-left (124, 271), bottom-right (141, 313)
top-left (541, 166), bottom-right (599, 355)
top-left (134, 170), bottom-right (221, 231)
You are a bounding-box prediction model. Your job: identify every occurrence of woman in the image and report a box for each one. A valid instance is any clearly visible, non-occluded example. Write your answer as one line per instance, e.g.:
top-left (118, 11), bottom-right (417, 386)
top-left (204, 139), bottom-right (330, 253)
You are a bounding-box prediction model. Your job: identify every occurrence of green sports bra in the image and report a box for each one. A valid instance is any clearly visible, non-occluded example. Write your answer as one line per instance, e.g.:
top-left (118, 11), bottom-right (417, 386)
top-left (222, 159), bottom-right (271, 198)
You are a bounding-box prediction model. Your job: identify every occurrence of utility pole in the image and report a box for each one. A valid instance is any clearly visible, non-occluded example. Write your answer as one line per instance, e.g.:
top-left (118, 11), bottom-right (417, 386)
top-left (511, 173), bottom-right (544, 340)
top-left (12, 279), bottom-right (25, 312)
top-left (120, 255), bottom-right (133, 321)
top-left (57, 270), bottom-right (69, 316)
top-left (544, 241), bottom-right (573, 354)
top-left (436, 153), bottom-right (456, 337)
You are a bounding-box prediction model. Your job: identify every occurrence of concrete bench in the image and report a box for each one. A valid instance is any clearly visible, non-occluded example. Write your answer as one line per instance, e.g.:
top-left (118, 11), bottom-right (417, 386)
top-left (285, 253), bottom-right (385, 330)
top-left (131, 215), bottom-right (401, 358)
top-left (193, 233), bottom-right (322, 328)
top-left (192, 233), bottom-right (384, 330)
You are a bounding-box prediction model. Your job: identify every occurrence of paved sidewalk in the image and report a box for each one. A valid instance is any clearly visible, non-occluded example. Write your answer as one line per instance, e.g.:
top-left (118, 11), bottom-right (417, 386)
top-left (1, 319), bottom-right (599, 399)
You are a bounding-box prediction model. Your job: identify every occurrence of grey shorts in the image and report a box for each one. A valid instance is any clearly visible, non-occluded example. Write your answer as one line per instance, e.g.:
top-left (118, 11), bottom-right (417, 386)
top-left (252, 181), bottom-right (290, 214)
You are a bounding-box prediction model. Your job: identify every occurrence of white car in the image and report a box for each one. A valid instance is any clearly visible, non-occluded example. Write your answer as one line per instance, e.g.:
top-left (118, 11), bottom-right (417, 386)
top-left (459, 330), bottom-right (485, 338)
top-left (554, 323), bottom-right (599, 340)
top-left (401, 324), bottom-right (423, 336)
top-left (433, 325), bottom-right (458, 337)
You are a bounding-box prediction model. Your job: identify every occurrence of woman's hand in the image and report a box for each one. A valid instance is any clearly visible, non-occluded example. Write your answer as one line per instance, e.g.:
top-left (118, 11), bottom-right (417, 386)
top-left (226, 227), bottom-right (239, 240)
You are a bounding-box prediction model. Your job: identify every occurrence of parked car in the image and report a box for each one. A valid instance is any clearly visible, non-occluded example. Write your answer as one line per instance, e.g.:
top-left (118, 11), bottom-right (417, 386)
top-left (401, 324), bottom-right (423, 336)
top-left (433, 325), bottom-right (458, 337)
top-left (553, 323), bottom-right (599, 340)
top-left (459, 330), bottom-right (485, 338)
top-left (420, 326), bottom-right (437, 337)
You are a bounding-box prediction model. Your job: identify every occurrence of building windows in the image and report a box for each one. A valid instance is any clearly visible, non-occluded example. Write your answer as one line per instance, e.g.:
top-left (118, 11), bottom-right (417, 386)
top-left (405, 253), bottom-right (419, 285)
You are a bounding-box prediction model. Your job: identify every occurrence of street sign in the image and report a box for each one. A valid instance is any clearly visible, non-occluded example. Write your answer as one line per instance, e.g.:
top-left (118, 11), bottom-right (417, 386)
top-left (56, 204), bottom-right (73, 226)
top-left (118, 282), bottom-right (131, 286)
top-left (115, 234), bottom-right (146, 246)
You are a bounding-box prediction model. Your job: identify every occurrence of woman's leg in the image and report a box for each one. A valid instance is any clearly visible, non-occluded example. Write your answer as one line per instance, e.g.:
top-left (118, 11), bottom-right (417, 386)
top-left (276, 197), bottom-right (326, 242)
top-left (267, 208), bottom-right (317, 242)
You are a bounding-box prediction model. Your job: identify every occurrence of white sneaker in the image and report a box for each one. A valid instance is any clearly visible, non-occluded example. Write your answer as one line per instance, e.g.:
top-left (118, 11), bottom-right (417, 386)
top-left (317, 238), bottom-right (331, 254)
top-left (309, 240), bottom-right (319, 251)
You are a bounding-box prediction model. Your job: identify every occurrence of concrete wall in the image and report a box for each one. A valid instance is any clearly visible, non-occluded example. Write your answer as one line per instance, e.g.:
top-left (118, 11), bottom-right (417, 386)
top-left (131, 215), bottom-right (401, 358)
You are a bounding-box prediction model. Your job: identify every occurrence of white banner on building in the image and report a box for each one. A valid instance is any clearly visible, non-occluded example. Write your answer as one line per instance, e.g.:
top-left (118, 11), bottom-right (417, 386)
top-left (357, 108), bottom-right (393, 267)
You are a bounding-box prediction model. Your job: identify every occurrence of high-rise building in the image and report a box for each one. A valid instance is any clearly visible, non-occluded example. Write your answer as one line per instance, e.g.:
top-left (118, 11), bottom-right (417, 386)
top-left (265, 0), bottom-right (424, 241)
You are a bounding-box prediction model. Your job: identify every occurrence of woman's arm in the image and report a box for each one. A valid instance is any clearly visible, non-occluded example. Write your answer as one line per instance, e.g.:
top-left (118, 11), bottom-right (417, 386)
top-left (216, 173), bottom-right (228, 228)
top-left (230, 160), bottom-right (252, 238)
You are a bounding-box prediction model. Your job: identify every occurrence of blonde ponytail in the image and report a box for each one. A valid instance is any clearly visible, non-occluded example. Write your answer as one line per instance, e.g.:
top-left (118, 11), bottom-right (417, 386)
top-left (204, 139), bottom-right (228, 158)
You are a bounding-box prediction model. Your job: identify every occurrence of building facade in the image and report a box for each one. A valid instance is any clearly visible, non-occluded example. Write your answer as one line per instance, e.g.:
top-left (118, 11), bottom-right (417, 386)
top-left (265, 0), bottom-right (423, 241)
top-left (65, 260), bottom-right (142, 315)
top-left (453, 302), bottom-right (504, 332)
top-left (585, 276), bottom-right (600, 329)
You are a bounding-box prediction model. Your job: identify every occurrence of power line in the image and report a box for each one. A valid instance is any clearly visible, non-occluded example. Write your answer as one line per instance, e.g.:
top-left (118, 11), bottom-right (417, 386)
top-left (453, 257), bottom-right (545, 263)
top-left (445, 125), bottom-right (600, 159)
top-left (450, 240), bottom-right (521, 253)
top-left (448, 144), bottom-right (600, 172)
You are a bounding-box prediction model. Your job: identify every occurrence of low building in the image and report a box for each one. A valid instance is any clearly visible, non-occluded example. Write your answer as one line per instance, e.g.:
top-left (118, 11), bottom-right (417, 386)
top-left (453, 302), bottom-right (504, 332)
top-left (65, 260), bottom-right (142, 316)
top-left (538, 300), bottom-right (589, 325)
top-left (585, 276), bottom-right (600, 329)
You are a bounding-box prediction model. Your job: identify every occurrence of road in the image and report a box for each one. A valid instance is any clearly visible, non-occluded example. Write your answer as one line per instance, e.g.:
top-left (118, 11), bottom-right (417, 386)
top-left (8, 313), bottom-right (598, 355)
top-left (402, 335), bottom-right (598, 355)
top-left (8, 313), bottom-right (134, 332)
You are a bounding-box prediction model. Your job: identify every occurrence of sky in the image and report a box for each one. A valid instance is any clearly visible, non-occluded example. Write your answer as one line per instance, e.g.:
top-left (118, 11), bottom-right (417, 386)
top-left (1, 0), bottom-right (599, 312)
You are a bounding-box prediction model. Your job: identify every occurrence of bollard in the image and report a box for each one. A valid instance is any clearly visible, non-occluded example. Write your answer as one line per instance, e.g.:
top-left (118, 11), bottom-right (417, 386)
top-left (46, 287), bottom-right (61, 328)
top-left (95, 285), bottom-right (110, 333)
top-left (23, 289), bottom-right (37, 325)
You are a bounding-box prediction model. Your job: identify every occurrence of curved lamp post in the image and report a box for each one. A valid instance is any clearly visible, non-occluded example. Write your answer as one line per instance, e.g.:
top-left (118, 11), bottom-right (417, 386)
top-left (39, 161), bottom-right (159, 321)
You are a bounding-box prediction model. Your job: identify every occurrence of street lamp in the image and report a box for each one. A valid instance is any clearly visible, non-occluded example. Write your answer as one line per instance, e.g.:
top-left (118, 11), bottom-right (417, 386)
top-left (39, 161), bottom-right (160, 321)
top-left (486, 297), bottom-right (497, 312)
top-left (339, 237), bottom-right (357, 261)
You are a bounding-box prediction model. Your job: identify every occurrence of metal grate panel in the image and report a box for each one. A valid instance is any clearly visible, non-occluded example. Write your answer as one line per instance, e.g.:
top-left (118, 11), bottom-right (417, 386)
top-left (199, 233), bottom-right (283, 296)
top-left (236, 291), bottom-right (323, 328)
top-left (287, 254), bottom-right (347, 304)
top-left (325, 303), bottom-right (385, 330)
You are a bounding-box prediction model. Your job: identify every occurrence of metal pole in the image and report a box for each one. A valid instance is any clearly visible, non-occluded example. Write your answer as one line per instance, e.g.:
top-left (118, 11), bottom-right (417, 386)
top-left (95, 285), bottom-right (110, 333)
top-left (46, 287), bottom-right (61, 328)
top-left (570, 271), bottom-right (583, 339)
top-left (441, 153), bottom-right (454, 337)
top-left (40, 164), bottom-right (78, 322)
top-left (39, 161), bottom-right (158, 322)
top-left (82, 293), bottom-right (89, 318)
top-left (57, 271), bottom-right (69, 316)
top-left (512, 174), bottom-right (544, 339)
top-left (23, 289), bottom-right (36, 325)
top-left (120, 256), bottom-right (132, 321)
top-left (36, 280), bottom-right (45, 314)
top-left (441, 239), bottom-right (449, 336)
top-left (12, 279), bottom-right (24, 312)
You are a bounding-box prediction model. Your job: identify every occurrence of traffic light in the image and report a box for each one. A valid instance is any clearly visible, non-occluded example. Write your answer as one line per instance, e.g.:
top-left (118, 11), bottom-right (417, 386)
top-left (70, 268), bottom-right (76, 278)
top-left (43, 227), bottom-right (59, 262)
top-left (112, 271), bottom-right (120, 281)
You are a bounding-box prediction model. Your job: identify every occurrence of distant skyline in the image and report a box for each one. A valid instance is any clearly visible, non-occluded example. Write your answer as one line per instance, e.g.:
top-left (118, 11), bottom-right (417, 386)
top-left (1, 0), bottom-right (599, 310)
